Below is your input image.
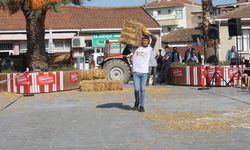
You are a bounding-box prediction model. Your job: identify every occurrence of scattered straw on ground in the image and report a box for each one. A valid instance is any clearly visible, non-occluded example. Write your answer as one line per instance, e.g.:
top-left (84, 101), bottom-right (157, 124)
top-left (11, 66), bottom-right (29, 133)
top-left (145, 109), bottom-right (250, 133)
top-left (0, 92), bottom-right (20, 101)
top-left (146, 86), bottom-right (174, 98)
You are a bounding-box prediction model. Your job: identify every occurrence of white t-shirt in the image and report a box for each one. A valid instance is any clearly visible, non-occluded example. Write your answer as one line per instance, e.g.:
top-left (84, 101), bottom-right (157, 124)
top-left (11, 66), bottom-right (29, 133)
top-left (149, 50), bottom-right (158, 67)
top-left (132, 46), bottom-right (152, 73)
top-left (231, 52), bottom-right (236, 58)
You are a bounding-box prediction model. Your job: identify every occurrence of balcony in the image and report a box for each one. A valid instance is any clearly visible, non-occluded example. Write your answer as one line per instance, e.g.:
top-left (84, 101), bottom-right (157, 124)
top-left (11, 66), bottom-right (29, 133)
top-left (154, 14), bottom-right (177, 21)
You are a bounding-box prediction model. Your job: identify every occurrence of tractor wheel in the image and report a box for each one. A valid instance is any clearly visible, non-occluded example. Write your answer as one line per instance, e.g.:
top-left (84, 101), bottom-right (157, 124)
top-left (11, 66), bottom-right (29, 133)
top-left (103, 59), bottom-right (131, 84)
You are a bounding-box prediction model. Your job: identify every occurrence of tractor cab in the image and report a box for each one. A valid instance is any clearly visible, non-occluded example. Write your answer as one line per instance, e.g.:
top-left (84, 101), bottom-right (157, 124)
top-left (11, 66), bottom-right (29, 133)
top-left (104, 40), bottom-right (126, 57)
top-left (96, 40), bottom-right (132, 83)
top-left (96, 40), bottom-right (126, 66)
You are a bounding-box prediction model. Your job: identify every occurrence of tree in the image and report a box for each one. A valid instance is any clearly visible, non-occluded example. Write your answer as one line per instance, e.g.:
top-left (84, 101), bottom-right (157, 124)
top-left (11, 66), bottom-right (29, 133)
top-left (0, 0), bottom-right (86, 70)
top-left (202, 0), bottom-right (219, 63)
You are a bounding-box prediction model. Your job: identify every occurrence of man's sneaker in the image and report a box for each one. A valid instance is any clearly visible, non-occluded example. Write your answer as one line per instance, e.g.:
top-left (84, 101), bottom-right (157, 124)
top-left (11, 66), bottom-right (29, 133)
top-left (138, 106), bottom-right (145, 112)
top-left (133, 102), bottom-right (139, 111)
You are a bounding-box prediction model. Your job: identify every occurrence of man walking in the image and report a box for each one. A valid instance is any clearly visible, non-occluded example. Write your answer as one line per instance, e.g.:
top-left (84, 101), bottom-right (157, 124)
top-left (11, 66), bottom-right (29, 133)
top-left (128, 32), bottom-right (156, 112)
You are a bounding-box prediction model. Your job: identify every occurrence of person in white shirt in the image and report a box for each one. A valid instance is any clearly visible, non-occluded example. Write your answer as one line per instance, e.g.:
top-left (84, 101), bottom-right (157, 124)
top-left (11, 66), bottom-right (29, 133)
top-left (146, 49), bottom-right (158, 86)
top-left (126, 32), bottom-right (156, 112)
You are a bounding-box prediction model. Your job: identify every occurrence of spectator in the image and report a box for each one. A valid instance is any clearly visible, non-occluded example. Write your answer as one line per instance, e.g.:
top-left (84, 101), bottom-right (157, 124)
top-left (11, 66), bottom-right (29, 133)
top-left (157, 49), bottom-right (163, 70)
top-left (161, 46), bottom-right (172, 85)
top-left (226, 45), bottom-right (238, 65)
top-left (147, 49), bottom-right (158, 86)
top-left (171, 47), bottom-right (180, 62)
top-left (190, 48), bottom-right (198, 63)
top-left (184, 45), bottom-right (192, 62)
top-left (1, 56), bottom-right (13, 71)
top-left (197, 51), bottom-right (202, 64)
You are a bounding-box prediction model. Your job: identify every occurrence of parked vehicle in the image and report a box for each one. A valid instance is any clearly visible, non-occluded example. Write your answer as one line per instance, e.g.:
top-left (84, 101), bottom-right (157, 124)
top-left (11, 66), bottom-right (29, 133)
top-left (90, 47), bottom-right (104, 68)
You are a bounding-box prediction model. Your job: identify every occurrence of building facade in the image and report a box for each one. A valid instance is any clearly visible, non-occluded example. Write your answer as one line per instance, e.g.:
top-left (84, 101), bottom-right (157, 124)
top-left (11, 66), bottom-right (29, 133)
top-left (215, 0), bottom-right (250, 16)
top-left (216, 5), bottom-right (250, 61)
top-left (144, 0), bottom-right (201, 35)
top-left (0, 6), bottom-right (161, 57)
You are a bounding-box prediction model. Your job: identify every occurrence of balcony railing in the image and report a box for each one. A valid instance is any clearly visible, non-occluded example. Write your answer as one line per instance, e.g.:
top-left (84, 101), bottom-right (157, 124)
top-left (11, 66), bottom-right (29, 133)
top-left (154, 14), bottom-right (176, 21)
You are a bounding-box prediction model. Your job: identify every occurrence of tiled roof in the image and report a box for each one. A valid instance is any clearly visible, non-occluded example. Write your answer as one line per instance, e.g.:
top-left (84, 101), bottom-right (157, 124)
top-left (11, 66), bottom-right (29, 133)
top-left (162, 28), bottom-right (200, 43)
top-left (145, 0), bottom-right (199, 8)
top-left (217, 4), bottom-right (250, 19)
top-left (0, 6), bottom-right (161, 31)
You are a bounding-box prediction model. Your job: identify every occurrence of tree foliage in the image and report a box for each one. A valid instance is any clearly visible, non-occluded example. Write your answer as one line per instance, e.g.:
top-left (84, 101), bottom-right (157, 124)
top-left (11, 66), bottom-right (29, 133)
top-left (0, 0), bottom-right (89, 70)
top-left (0, 0), bottom-right (84, 15)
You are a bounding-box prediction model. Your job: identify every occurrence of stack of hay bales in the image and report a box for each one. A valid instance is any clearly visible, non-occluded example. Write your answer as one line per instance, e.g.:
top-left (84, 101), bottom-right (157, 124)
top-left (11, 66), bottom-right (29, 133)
top-left (79, 69), bottom-right (123, 92)
top-left (119, 19), bottom-right (147, 47)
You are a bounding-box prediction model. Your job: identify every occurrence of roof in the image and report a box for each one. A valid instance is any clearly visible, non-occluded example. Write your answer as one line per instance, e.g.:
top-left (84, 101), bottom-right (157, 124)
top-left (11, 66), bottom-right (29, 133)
top-left (162, 28), bottom-right (200, 43)
top-left (217, 4), bottom-right (250, 19)
top-left (145, 0), bottom-right (200, 8)
top-left (0, 6), bottom-right (161, 31)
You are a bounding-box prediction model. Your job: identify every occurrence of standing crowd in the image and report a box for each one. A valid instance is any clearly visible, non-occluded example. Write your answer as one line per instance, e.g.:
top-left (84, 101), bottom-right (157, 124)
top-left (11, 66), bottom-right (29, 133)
top-left (147, 44), bottom-right (203, 85)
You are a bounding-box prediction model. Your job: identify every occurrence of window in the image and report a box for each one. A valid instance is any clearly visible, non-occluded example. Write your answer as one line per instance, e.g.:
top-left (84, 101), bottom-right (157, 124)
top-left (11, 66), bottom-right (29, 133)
top-left (237, 30), bottom-right (250, 52)
top-left (175, 9), bottom-right (183, 19)
top-left (0, 43), bottom-right (13, 51)
top-left (162, 26), bottom-right (173, 34)
top-left (18, 40), bottom-right (71, 53)
top-left (168, 10), bottom-right (171, 14)
top-left (157, 10), bottom-right (161, 15)
top-left (85, 40), bottom-right (92, 47)
top-left (19, 41), bottom-right (27, 53)
top-left (54, 40), bottom-right (71, 52)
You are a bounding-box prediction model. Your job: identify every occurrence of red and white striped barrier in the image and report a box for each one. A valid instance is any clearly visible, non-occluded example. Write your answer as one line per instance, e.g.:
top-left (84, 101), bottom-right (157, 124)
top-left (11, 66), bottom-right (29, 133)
top-left (206, 65), bottom-right (244, 86)
top-left (170, 65), bottom-right (245, 87)
top-left (7, 71), bottom-right (64, 94)
top-left (185, 66), bottom-right (203, 86)
top-left (1, 70), bottom-right (80, 94)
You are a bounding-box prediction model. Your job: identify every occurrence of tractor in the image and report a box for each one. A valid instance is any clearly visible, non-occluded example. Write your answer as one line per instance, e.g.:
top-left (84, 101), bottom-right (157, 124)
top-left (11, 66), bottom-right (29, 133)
top-left (96, 40), bottom-right (132, 84)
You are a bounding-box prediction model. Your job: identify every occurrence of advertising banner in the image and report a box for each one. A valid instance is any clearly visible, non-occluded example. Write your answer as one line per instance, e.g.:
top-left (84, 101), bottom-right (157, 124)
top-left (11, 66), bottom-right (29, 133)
top-left (70, 72), bottom-right (79, 82)
top-left (36, 73), bottom-right (55, 85)
top-left (16, 75), bottom-right (29, 86)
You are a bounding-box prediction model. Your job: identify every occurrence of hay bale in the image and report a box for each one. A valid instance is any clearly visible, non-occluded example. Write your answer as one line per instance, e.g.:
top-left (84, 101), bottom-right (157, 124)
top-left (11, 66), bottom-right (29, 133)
top-left (119, 19), bottom-right (146, 47)
top-left (94, 80), bottom-right (107, 91)
top-left (80, 81), bottom-right (94, 92)
top-left (92, 69), bottom-right (106, 80)
top-left (49, 53), bottom-right (70, 64)
top-left (106, 80), bottom-right (123, 91)
top-left (80, 70), bottom-right (93, 80)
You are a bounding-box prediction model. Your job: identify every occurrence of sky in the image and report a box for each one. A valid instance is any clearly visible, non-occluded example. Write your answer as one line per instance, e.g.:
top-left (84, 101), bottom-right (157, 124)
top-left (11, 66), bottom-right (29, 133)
top-left (84, 0), bottom-right (236, 7)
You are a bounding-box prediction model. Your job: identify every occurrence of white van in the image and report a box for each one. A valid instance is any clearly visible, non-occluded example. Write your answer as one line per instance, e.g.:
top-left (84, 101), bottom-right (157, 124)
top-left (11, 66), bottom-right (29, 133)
top-left (90, 47), bottom-right (104, 68)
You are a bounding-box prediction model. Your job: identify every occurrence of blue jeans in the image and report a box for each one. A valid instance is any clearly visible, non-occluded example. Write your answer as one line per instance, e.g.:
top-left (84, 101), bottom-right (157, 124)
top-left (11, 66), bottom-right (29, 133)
top-left (133, 72), bottom-right (148, 107)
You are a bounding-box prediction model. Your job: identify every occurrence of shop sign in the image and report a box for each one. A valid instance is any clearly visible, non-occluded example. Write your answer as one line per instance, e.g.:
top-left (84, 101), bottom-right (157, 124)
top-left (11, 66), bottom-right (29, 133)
top-left (92, 33), bottom-right (120, 47)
